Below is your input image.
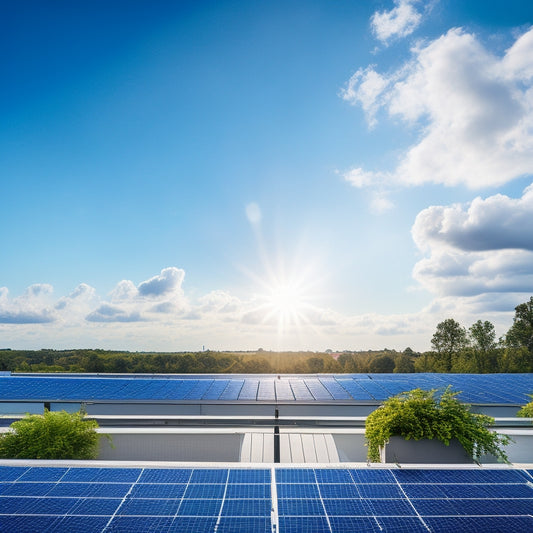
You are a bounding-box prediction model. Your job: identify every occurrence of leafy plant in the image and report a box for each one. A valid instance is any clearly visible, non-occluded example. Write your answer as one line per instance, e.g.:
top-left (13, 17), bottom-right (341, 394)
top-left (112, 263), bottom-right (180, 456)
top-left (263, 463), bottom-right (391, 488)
top-left (0, 409), bottom-right (105, 459)
top-left (365, 387), bottom-right (510, 463)
top-left (517, 395), bottom-right (533, 417)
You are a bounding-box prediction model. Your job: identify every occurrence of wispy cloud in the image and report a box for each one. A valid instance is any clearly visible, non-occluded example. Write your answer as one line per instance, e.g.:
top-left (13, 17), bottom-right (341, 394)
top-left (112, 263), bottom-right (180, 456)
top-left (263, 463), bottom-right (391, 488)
top-left (371, 0), bottom-right (423, 44)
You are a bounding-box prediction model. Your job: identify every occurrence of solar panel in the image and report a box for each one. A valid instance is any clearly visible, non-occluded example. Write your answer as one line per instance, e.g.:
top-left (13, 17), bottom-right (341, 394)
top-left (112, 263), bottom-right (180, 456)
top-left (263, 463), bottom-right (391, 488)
top-left (2, 373), bottom-right (533, 404)
top-left (1, 466), bottom-right (533, 532)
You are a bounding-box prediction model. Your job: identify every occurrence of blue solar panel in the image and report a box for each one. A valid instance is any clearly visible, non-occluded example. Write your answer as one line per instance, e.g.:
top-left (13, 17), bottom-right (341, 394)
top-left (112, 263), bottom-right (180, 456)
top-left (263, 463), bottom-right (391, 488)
top-left (138, 468), bottom-right (190, 484)
top-left (278, 483), bottom-right (320, 498)
top-left (184, 483), bottom-right (225, 499)
top-left (424, 516), bottom-right (533, 533)
top-left (189, 468), bottom-right (228, 484)
top-left (375, 517), bottom-right (430, 532)
top-left (2, 466), bottom-right (533, 533)
top-left (201, 379), bottom-right (229, 400)
top-left (217, 516), bottom-right (271, 533)
top-left (221, 498), bottom-right (271, 516)
top-left (289, 379), bottom-right (314, 400)
top-left (0, 482), bottom-right (55, 496)
top-left (18, 467), bottom-right (68, 481)
top-left (219, 379), bottom-right (244, 400)
top-left (129, 483), bottom-right (186, 499)
top-left (278, 498), bottom-right (325, 515)
top-left (335, 379), bottom-right (374, 400)
top-left (177, 498), bottom-right (222, 516)
top-left (275, 379), bottom-right (295, 401)
top-left (239, 379), bottom-right (259, 400)
top-left (227, 468), bottom-right (270, 484)
top-left (278, 516), bottom-right (330, 533)
top-left (304, 379), bottom-right (333, 400)
top-left (3, 372), bottom-right (533, 404)
top-left (319, 378), bottom-right (352, 400)
top-left (106, 515), bottom-right (177, 532)
top-left (225, 483), bottom-right (270, 498)
top-left (277, 468), bottom-right (316, 483)
top-left (318, 483), bottom-right (360, 499)
top-left (63, 467), bottom-right (140, 482)
top-left (257, 380), bottom-right (276, 401)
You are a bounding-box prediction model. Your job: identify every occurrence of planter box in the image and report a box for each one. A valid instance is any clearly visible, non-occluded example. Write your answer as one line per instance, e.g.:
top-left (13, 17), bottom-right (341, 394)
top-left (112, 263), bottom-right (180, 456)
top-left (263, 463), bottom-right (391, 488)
top-left (380, 436), bottom-right (474, 464)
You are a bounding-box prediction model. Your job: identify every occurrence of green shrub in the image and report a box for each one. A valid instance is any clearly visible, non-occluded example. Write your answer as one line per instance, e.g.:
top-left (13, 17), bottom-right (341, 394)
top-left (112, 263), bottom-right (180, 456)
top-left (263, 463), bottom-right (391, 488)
top-left (365, 387), bottom-right (510, 463)
top-left (0, 409), bottom-right (103, 459)
top-left (517, 395), bottom-right (533, 417)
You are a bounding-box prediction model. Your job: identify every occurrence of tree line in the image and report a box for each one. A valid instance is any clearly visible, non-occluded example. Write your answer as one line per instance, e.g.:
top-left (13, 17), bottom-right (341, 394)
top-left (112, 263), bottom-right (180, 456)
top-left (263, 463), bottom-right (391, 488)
top-left (1, 297), bottom-right (531, 375)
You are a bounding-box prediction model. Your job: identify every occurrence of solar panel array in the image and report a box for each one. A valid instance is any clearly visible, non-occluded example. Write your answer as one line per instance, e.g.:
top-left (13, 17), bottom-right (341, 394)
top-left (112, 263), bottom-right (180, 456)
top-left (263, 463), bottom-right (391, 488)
top-left (1, 466), bottom-right (533, 532)
top-left (1, 373), bottom-right (533, 404)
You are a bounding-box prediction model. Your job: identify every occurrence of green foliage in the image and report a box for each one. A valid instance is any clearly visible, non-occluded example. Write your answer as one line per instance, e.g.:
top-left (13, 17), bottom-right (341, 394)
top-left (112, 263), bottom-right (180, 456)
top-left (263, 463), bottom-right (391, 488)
top-left (517, 395), bottom-right (533, 418)
top-left (0, 410), bottom-right (103, 460)
top-left (431, 319), bottom-right (468, 372)
top-left (365, 388), bottom-right (510, 463)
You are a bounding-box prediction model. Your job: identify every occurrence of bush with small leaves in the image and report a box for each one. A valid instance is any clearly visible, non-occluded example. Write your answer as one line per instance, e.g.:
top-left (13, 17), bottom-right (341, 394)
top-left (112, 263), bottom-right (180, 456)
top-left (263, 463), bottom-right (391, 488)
top-left (517, 395), bottom-right (533, 418)
top-left (0, 409), bottom-right (104, 460)
top-left (365, 387), bottom-right (510, 463)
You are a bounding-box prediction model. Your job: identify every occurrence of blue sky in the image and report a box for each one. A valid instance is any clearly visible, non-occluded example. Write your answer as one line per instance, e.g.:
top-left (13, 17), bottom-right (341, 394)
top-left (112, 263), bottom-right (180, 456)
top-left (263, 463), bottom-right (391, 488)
top-left (1, 0), bottom-right (532, 351)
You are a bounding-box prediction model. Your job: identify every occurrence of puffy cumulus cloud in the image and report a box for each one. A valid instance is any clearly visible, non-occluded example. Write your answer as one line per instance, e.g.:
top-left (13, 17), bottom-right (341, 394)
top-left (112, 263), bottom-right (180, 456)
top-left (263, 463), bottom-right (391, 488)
top-left (343, 27), bottom-right (533, 189)
top-left (413, 249), bottom-right (533, 297)
top-left (371, 0), bottom-right (423, 44)
top-left (412, 186), bottom-right (533, 303)
top-left (138, 267), bottom-right (185, 297)
top-left (0, 284), bottom-right (56, 324)
top-left (55, 283), bottom-right (96, 311)
top-left (87, 267), bottom-right (188, 323)
top-left (86, 304), bottom-right (144, 323)
top-left (413, 184), bottom-right (533, 252)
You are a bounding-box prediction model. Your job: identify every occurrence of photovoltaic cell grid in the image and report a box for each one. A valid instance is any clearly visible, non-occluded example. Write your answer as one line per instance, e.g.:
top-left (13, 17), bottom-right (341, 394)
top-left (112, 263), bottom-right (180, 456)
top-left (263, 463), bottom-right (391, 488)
top-left (0, 466), bottom-right (272, 533)
top-left (1, 466), bottom-right (533, 532)
top-left (276, 467), bottom-right (533, 533)
top-left (1, 373), bottom-right (533, 403)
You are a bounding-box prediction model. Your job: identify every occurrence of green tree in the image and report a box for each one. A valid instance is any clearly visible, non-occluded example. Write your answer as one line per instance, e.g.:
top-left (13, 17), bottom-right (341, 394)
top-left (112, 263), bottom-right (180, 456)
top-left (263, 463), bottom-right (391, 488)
top-left (506, 297), bottom-right (533, 353)
top-left (394, 353), bottom-right (415, 373)
top-left (0, 410), bottom-right (103, 459)
top-left (369, 355), bottom-right (395, 373)
top-left (431, 319), bottom-right (468, 372)
top-left (307, 357), bottom-right (325, 373)
top-left (469, 320), bottom-right (497, 372)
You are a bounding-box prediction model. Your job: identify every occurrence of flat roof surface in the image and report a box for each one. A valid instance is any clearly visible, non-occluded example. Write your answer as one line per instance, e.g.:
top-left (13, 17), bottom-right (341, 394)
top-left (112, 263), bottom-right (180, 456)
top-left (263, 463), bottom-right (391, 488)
top-left (1, 373), bottom-right (533, 404)
top-left (1, 464), bottom-right (533, 532)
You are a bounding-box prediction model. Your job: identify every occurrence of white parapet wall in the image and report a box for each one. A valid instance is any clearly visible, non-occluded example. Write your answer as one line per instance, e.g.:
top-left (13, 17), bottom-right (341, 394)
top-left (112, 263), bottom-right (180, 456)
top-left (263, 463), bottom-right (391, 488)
top-left (97, 428), bottom-right (243, 462)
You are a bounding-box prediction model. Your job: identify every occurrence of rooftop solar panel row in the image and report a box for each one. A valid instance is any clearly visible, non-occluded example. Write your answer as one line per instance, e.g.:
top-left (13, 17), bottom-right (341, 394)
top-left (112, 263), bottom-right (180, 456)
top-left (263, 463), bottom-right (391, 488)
top-left (2, 465), bottom-right (533, 532)
top-left (1, 373), bottom-right (533, 404)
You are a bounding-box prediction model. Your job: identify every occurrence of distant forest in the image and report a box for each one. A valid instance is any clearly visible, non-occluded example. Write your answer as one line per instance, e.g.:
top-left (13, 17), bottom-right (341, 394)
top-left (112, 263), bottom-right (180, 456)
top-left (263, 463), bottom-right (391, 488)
top-left (1, 297), bottom-right (531, 375)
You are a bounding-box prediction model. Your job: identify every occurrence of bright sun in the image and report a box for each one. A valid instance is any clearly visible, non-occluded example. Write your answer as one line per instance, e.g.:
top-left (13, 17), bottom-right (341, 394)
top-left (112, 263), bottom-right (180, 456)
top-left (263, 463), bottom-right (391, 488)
top-left (265, 282), bottom-right (308, 326)
top-left (255, 270), bottom-right (321, 336)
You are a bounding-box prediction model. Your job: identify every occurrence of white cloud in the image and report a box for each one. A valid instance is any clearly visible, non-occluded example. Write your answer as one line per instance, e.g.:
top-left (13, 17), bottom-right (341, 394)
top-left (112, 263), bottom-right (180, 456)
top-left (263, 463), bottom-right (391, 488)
top-left (371, 0), bottom-right (423, 44)
top-left (0, 284), bottom-right (56, 324)
top-left (412, 185), bottom-right (533, 300)
top-left (413, 184), bottom-right (533, 252)
top-left (344, 27), bottom-right (533, 189)
top-left (85, 267), bottom-right (188, 323)
top-left (340, 67), bottom-right (391, 127)
top-left (138, 267), bottom-right (185, 297)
